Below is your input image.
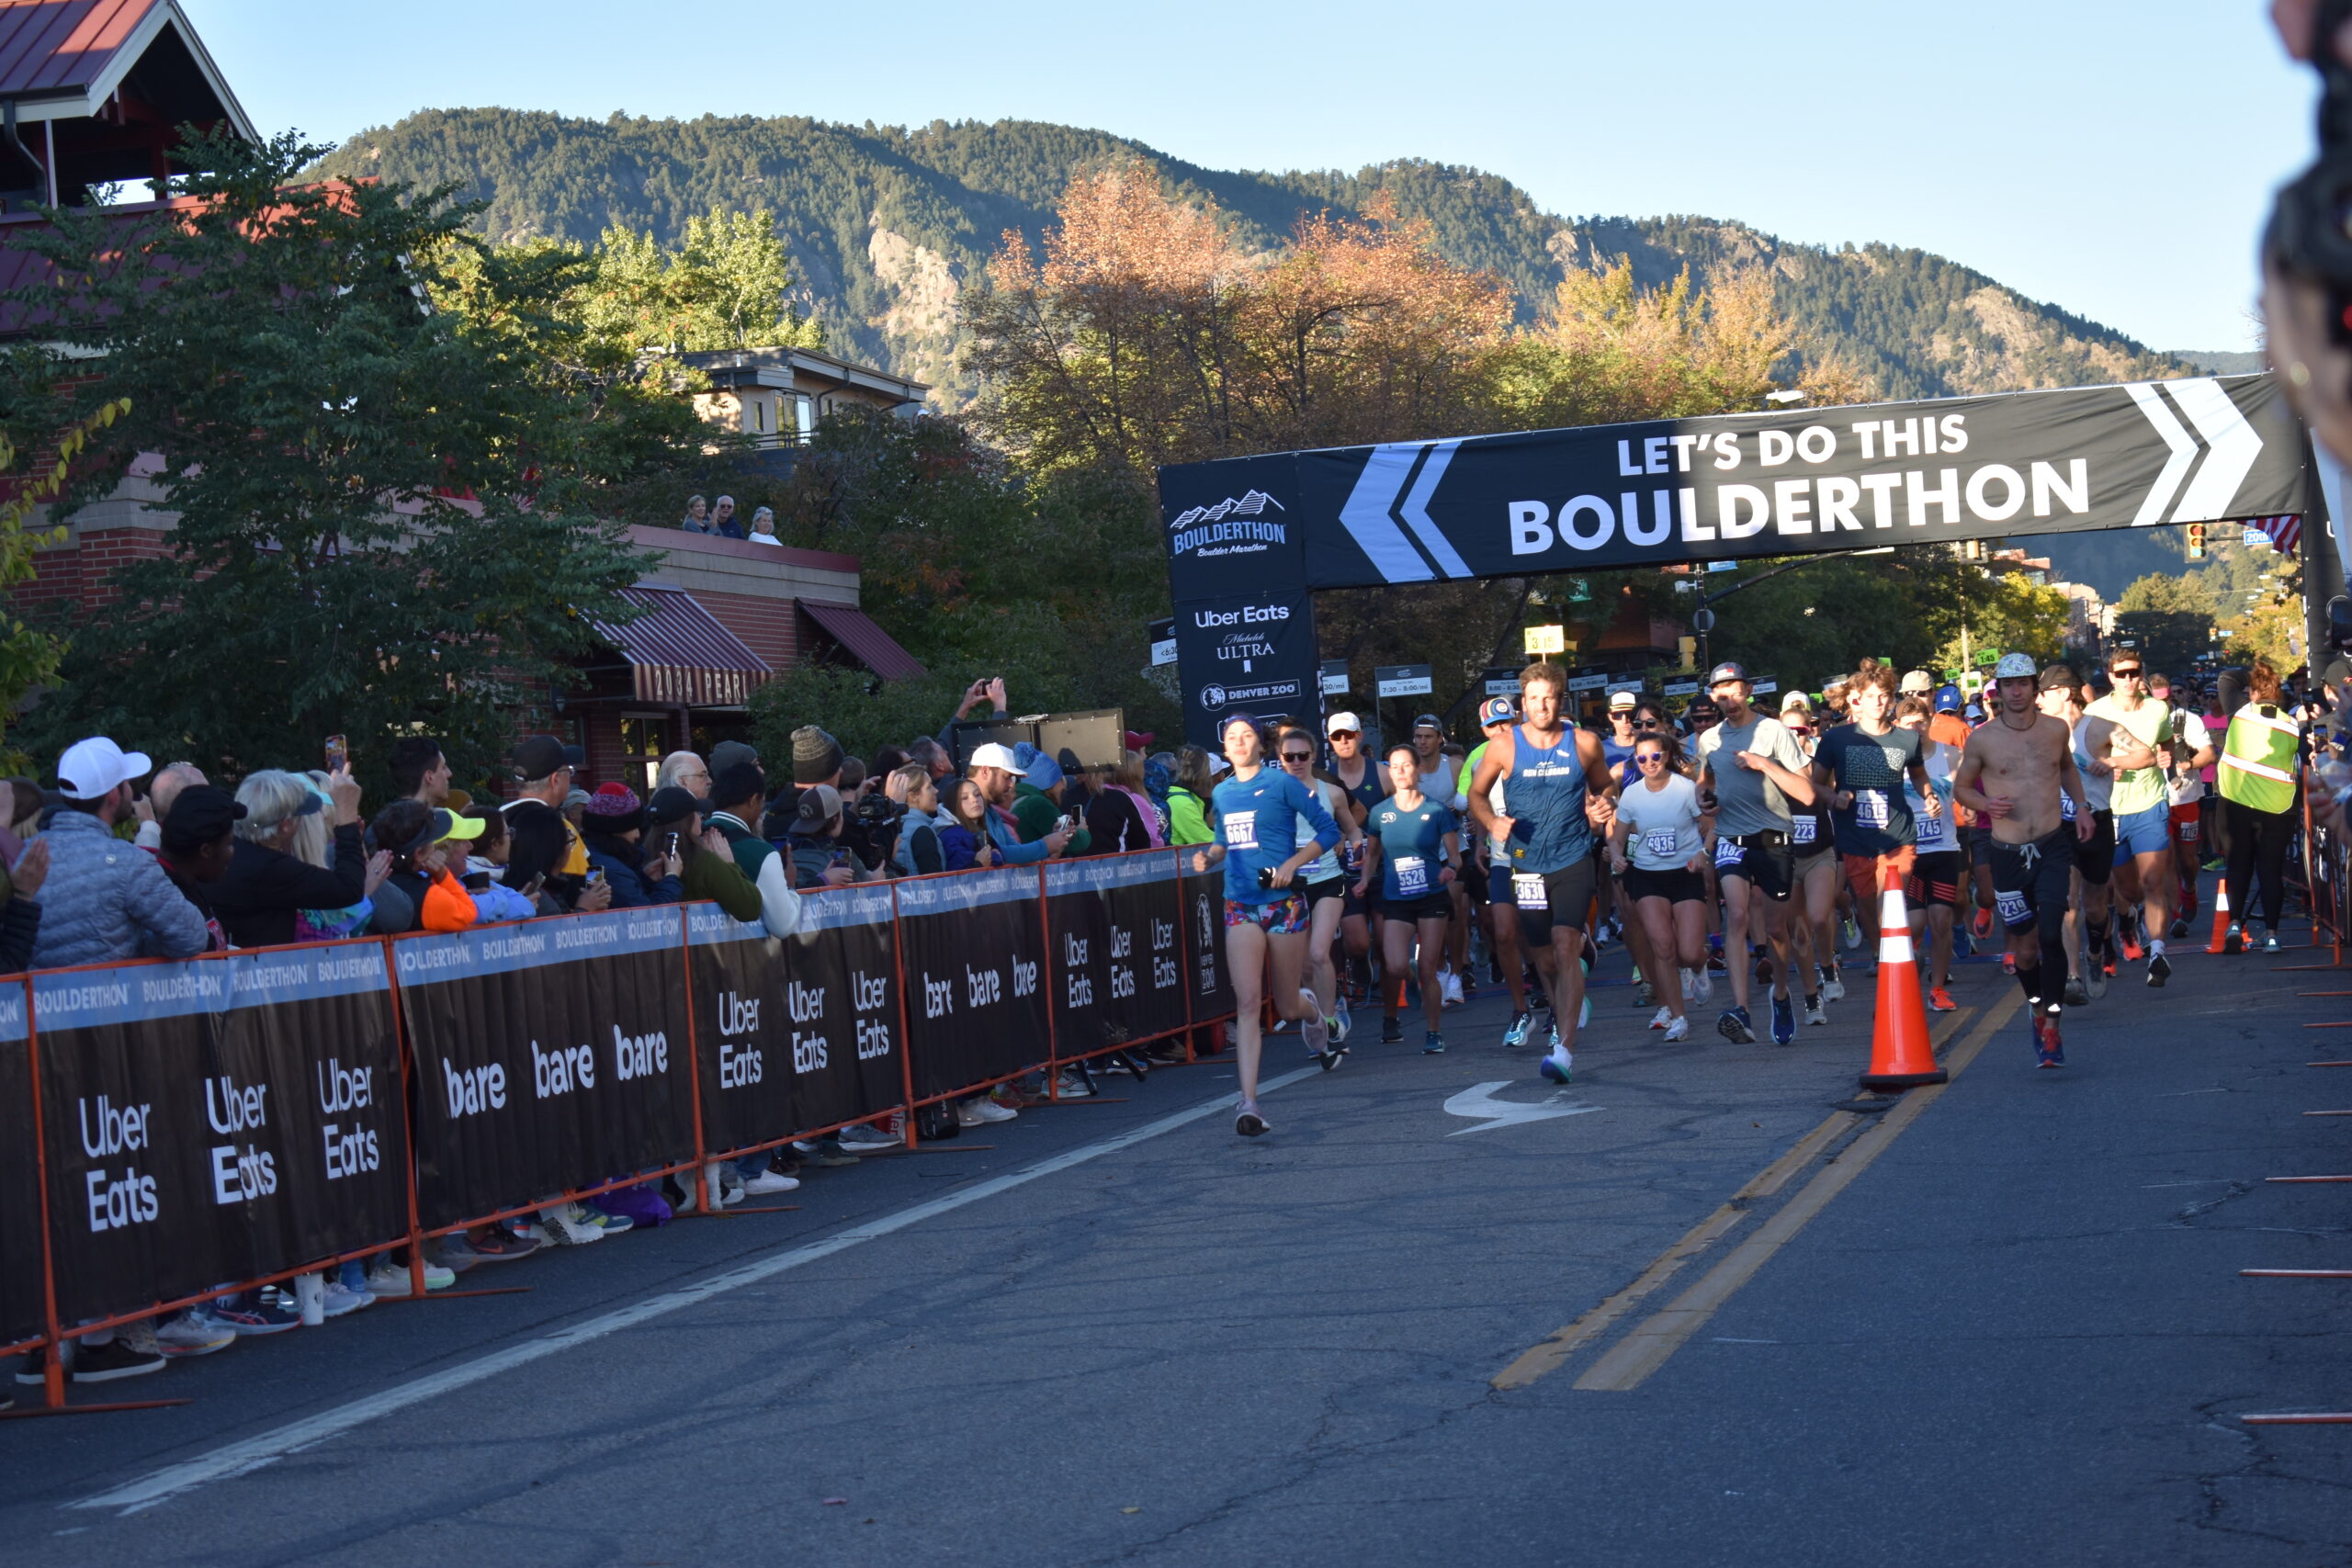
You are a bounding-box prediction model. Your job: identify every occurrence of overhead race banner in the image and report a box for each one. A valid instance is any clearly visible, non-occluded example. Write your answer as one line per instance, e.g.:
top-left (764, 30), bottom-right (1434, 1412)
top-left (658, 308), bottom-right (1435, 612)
top-left (0, 980), bottom-right (41, 1348)
top-left (33, 943), bottom-right (407, 1327)
top-left (399, 908), bottom-right (695, 1232)
top-left (686, 886), bottom-right (903, 1152)
top-left (1160, 375), bottom-right (2306, 592)
top-left (897, 866), bottom-right (1052, 1100)
top-left (1045, 851), bottom-right (1190, 1061)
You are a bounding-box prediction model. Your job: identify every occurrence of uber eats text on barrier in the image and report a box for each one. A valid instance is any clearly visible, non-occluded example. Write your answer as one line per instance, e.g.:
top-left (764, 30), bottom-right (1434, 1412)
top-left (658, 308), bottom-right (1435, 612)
top-left (0, 848), bottom-right (1235, 1382)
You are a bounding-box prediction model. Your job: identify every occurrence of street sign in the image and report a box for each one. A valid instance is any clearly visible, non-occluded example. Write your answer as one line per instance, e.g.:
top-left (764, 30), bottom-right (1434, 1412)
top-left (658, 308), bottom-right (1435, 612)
top-left (1751, 679), bottom-right (1779, 695)
top-left (1374, 663), bottom-right (1433, 698)
top-left (1974, 649), bottom-right (1999, 668)
top-left (1523, 624), bottom-right (1566, 655)
top-left (1605, 678), bottom-right (1645, 696)
top-left (1483, 665), bottom-right (1522, 697)
top-left (1663, 679), bottom-right (1701, 696)
top-left (1148, 616), bottom-right (1177, 667)
top-left (1691, 606), bottom-right (1717, 633)
top-left (1567, 671), bottom-right (1610, 693)
top-left (1706, 559), bottom-right (1739, 573)
top-left (1319, 659), bottom-right (1351, 695)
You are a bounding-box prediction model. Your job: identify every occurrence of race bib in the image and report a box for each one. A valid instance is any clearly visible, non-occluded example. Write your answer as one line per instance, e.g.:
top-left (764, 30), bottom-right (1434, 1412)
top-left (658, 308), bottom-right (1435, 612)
top-left (1995, 888), bottom-right (2030, 926)
top-left (1223, 811), bottom-right (1258, 850)
top-left (1512, 873), bottom-right (1548, 911)
top-left (1915, 806), bottom-right (1951, 851)
top-left (1713, 839), bottom-right (1745, 868)
top-left (1792, 817), bottom-right (1817, 847)
top-left (2061, 795), bottom-right (2076, 822)
top-left (1643, 829), bottom-right (1680, 860)
top-left (2178, 817), bottom-right (2200, 843)
top-left (1394, 855), bottom-right (1429, 897)
top-left (1853, 789), bottom-right (1890, 829)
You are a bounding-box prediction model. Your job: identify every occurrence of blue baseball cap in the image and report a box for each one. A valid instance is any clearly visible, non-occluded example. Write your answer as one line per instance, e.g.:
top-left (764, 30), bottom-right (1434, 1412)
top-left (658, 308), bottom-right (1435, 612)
top-left (1706, 660), bottom-right (1749, 687)
top-left (1934, 683), bottom-right (1962, 713)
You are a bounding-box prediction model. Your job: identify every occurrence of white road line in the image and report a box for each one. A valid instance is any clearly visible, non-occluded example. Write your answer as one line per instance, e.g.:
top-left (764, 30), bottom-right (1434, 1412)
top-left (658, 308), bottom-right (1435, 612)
top-left (72, 1064), bottom-right (1324, 1517)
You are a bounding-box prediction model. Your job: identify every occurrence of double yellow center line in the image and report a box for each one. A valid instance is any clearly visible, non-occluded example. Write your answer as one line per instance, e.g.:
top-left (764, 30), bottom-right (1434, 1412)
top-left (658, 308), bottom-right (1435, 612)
top-left (1492, 991), bottom-right (2022, 1393)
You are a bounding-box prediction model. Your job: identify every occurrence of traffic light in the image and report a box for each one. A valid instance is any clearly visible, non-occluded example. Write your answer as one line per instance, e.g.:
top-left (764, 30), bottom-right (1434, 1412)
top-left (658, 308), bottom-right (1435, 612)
top-left (2185, 523), bottom-right (2206, 560)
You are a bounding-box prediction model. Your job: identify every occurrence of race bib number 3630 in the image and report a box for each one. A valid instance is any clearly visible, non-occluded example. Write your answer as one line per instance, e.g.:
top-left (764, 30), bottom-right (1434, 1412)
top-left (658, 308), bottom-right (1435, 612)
top-left (1512, 873), bottom-right (1548, 911)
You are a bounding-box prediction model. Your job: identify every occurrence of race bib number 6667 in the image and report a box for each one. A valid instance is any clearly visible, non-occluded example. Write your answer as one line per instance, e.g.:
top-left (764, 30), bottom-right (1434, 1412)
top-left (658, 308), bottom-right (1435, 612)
top-left (1223, 811), bottom-right (1258, 849)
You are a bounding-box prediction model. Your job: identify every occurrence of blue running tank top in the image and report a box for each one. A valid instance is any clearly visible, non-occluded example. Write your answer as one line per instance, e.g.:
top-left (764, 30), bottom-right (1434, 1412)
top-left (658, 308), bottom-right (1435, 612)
top-left (1502, 723), bottom-right (1592, 874)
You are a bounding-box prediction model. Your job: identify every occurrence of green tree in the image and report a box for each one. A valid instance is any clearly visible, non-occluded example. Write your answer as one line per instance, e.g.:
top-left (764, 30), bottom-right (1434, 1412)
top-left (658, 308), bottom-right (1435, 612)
top-left (580, 209), bottom-right (823, 355)
top-left (0, 129), bottom-right (670, 789)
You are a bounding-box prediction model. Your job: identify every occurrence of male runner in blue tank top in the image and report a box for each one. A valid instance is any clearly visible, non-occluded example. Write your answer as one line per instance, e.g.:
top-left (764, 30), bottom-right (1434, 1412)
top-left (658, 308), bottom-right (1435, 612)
top-left (1467, 660), bottom-right (1621, 1083)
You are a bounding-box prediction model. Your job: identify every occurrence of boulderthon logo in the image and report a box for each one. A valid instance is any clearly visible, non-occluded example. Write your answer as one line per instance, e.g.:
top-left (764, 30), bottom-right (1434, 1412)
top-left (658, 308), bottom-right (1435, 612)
top-left (1168, 491), bottom-right (1286, 559)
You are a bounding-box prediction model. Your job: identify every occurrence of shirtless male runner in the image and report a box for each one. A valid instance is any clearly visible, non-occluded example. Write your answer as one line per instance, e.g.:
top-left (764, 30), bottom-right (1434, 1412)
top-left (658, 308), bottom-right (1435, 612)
top-left (1469, 660), bottom-right (1619, 1084)
top-left (1952, 652), bottom-right (2093, 1068)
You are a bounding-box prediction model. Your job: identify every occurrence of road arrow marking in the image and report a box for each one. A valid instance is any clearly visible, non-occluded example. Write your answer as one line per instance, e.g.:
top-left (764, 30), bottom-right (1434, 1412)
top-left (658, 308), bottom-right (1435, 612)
top-left (2167, 377), bottom-right (2264, 522)
top-left (1443, 1079), bottom-right (1603, 1135)
top-left (2127, 382), bottom-right (2198, 528)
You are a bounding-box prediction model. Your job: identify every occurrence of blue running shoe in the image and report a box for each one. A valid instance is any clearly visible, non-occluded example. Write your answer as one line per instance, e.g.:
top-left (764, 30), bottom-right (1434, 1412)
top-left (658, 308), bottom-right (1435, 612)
top-left (1502, 1010), bottom-right (1532, 1048)
top-left (1718, 1006), bottom-right (1756, 1044)
top-left (1422, 1032), bottom-right (1446, 1055)
top-left (1538, 1045), bottom-right (1573, 1084)
top-left (1770, 994), bottom-right (1795, 1046)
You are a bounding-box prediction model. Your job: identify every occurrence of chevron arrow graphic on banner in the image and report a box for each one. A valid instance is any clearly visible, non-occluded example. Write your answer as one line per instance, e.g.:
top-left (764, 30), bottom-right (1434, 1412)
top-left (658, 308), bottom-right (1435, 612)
top-left (1340, 441), bottom-right (1473, 582)
top-left (2127, 382), bottom-right (2198, 528)
top-left (2125, 378), bottom-right (2264, 528)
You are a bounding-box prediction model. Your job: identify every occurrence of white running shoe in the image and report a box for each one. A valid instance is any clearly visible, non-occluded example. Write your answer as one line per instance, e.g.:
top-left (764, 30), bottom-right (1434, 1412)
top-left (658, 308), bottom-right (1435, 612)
top-left (1680, 967), bottom-right (1696, 1000)
top-left (1650, 1005), bottom-right (1673, 1031)
top-left (967, 1097), bottom-right (1017, 1123)
top-left (741, 1169), bottom-right (801, 1195)
top-left (1692, 967), bottom-right (1713, 1003)
top-left (1820, 968), bottom-right (1846, 1002)
top-left (1663, 1016), bottom-right (1690, 1042)
top-left (537, 1206), bottom-right (607, 1246)
top-left (1441, 970), bottom-right (1464, 1007)
top-left (1300, 987), bottom-right (1330, 1058)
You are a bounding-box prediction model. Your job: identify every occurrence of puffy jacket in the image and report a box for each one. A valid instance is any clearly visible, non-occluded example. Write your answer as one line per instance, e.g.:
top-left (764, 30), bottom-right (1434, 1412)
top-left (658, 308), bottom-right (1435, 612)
top-left (709, 811), bottom-right (802, 937)
top-left (210, 824), bottom-right (368, 949)
top-left (29, 809), bottom-right (205, 969)
top-left (584, 840), bottom-right (680, 908)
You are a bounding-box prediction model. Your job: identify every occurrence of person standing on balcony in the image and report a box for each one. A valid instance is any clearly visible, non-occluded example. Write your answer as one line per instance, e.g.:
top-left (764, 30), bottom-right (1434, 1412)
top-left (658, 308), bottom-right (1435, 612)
top-left (747, 506), bottom-right (781, 546)
top-left (680, 494), bottom-right (713, 534)
top-left (711, 495), bottom-right (745, 540)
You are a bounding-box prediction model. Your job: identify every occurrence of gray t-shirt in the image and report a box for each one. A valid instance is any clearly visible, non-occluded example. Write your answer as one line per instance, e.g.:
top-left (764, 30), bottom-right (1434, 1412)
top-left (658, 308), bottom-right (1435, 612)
top-left (1696, 714), bottom-right (1809, 836)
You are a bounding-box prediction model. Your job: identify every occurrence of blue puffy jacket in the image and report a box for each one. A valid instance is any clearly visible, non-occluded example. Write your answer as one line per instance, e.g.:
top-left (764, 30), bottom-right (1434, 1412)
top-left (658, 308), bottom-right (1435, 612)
top-left (29, 810), bottom-right (206, 969)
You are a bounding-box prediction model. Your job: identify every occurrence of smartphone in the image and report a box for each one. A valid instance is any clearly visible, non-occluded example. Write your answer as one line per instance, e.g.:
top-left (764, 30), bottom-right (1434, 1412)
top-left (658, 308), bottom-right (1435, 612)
top-left (665, 832), bottom-right (680, 859)
top-left (585, 867), bottom-right (605, 886)
top-left (324, 734), bottom-right (348, 773)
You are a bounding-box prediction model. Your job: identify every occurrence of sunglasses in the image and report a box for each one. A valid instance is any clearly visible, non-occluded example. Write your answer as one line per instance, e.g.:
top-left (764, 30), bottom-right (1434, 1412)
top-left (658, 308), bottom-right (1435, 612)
top-left (1280, 750), bottom-right (1313, 762)
top-left (1635, 753), bottom-right (1668, 766)
top-left (2112, 668), bottom-right (2143, 680)
top-left (1632, 719), bottom-right (1659, 730)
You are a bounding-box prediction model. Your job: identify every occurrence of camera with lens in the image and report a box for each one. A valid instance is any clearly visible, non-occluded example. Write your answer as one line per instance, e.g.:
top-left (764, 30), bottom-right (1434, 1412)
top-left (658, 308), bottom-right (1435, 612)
top-left (842, 791), bottom-right (906, 867)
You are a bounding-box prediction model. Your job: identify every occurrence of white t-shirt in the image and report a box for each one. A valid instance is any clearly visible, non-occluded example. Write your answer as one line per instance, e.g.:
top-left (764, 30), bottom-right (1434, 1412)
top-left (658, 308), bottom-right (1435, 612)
top-left (1296, 778), bottom-right (1350, 883)
top-left (2167, 709), bottom-right (2211, 806)
top-left (1616, 773), bottom-right (1704, 872)
top-left (1905, 742), bottom-right (1958, 853)
top-left (2070, 717), bottom-right (2115, 814)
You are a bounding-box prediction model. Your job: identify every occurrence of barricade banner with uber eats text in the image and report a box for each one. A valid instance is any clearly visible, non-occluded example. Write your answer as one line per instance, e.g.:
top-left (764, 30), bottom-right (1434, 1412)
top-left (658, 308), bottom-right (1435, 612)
top-left (896, 865), bottom-right (1050, 1099)
top-left (1179, 860), bottom-right (1237, 1026)
top-left (686, 889), bottom-right (902, 1152)
top-left (0, 980), bottom-right (44, 1347)
top-left (33, 943), bottom-right (406, 1327)
top-left (399, 908), bottom-right (694, 1231)
top-left (1045, 851), bottom-right (1190, 1060)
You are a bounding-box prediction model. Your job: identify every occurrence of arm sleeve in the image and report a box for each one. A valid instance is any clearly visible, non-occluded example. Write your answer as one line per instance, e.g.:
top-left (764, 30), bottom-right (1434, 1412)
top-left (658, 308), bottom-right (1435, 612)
top-left (419, 867), bottom-right (480, 933)
top-left (127, 856), bottom-right (207, 958)
top-left (752, 852), bottom-right (802, 939)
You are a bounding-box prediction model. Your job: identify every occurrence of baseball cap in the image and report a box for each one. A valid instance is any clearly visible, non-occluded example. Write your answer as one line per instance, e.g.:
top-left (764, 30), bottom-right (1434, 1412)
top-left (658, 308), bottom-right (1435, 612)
top-left (160, 785), bottom-right (244, 852)
top-left (1705, 660), bottom-right (1748, 686)
top-left (645, 785), bottom-right (703, 826)
top-left (1899, 669), bottom-right (1934, 694)
top-left (1412, 713), bottom-right (1443, 731)
top-left (1994, 652), bottom-right (2038, 680)
top-left (1477, 696), bottom-right (1517, 727)
top-left (1779, 690), bottom-right (1813, 713)
top-left (1934, 683), bottom-right (1963, 713)
top-left (794, 783), bottom-right (842, 828)
top-left (2037, 664), bottom-right (2078, 693)
top-left (511, 735), bottom-right (571, 784)
top-left (1964, 702), bottom-right (1984, 719)
top-left (57, 736), bottom-right (153, 801)
top-left (968, 742), bottom-right (1022, 773)
top-left (1324, 711), bottom-right (1362, 736)
top-left (1608, 689), bottom-right (1637, 712)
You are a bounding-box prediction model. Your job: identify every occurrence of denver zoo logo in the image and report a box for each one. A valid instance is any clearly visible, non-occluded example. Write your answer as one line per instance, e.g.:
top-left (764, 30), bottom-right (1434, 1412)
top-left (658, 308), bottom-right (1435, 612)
top-left (1168, 490), bottom-right (1285, 558)
top-left (1199, 684), bottom-right (1228, 709)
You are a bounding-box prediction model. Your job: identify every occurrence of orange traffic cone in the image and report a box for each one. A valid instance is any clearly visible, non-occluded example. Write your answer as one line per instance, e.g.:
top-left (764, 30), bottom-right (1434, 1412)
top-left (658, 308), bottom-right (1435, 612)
top-left (2206, 880), bottom-right (2233, 955)
top-left (1860, 886), bottom-right (1948, 1090)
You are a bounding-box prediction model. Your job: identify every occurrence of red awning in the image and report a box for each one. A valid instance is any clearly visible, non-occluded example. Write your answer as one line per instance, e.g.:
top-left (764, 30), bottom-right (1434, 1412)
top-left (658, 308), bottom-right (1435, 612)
top-left (799, 599), bottom-right (925, 681)
top-left (593, 586), bottom-right (771, 707)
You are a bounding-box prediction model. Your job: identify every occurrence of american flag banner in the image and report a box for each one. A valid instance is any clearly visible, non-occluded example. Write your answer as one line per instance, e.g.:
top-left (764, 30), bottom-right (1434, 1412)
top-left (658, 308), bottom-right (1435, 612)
top-left (2241, 514), bottom-right (2302, 554)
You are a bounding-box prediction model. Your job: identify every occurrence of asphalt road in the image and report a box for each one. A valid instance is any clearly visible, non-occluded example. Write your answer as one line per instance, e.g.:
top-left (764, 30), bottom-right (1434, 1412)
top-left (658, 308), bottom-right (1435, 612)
top-left (6, 919), bottom-right (2352, 1566)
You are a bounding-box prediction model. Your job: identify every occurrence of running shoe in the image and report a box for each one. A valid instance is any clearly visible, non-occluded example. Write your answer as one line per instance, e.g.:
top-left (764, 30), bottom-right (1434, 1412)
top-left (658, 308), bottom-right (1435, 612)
top-left (209, 1300), bottom-right (301, 1336)
top-left (2002, 952), bottom-right (2016, 976)
top-left (1422, 1031), bottom-right (1447, 1055)
top-left (155, 1313), bottom-right (237, 1358)
top-left (2169, 917), bottom-right (2191, 941)
top-left (1971, 907), bottom-right (1994, 941)
top-left (1441, 970), bottom-right (1464, 1007)
top-left (2120, 925), bottom-right (2145, 963)
top-left (1650, 1005), bottom-right (1673, 1031)
top-left (2222, 921), bottom-right (2244, 955)
top-left (1545, 1013), bottom-right (1563, 1055)
top-left (319, 1282), bottom-right (374, 1316)
top-left (2062, 976), bottom-right (2089, 1008)
top-left (1680, 967), bottom-right (1696, 1000)
top-left (1804, 994), bottom-right (1827, 1027)
top-left (1840, 914), bottom-right (1861, 951)
top-left (1335, 994), bottom-right (1352, 1042)
top-left (1691, 967), bottom-right (1713, 1004)
top-left (1539, 1045), bottom-right (1574, 1084)
top-left (1718, 1006), bottom-right (1756, 1044)
top-left (2086, 963), bottom-right (2109, 999)
top-left (1380, 1017), bottom-right (1404, 1044)
top-left (1663, 1016), bottom-right (1690, 1042)
top-left (2037, 1005), bottom-right (2065, 1067)
top-left (1634, 978), bottom-right (1656, 1008)
top-left (1770, 995), bottom-right (1796, 1045)
top-left (1235, 1107), bottom-right (1270, 1137)
top-left (67, 1337), bottom-right (165, 1383)
top-left (1754, 954), bottom-right (1774, 985)
top-left (1706, 953), bottom-right (1729, 976)
top-left (2263, 931), bottom-right (2282, 953)
top-left (2147, 952), bottom-right (2172, 987)
top-left (1929, 986), bottom-right (1958, 1012)
top-left (1300, 988), bottom-right (1331, 1065)
top-left (1820, 966), bottom-right (1845, 1003)
top-left (1502, 1010), bottom-right (1532, 1048)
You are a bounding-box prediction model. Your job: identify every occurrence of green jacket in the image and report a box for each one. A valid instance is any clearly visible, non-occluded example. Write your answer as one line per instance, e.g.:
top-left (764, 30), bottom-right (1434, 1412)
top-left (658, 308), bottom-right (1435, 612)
top-left (1168, 786), bottom-right (1214, 846)
top-left (1013, 780), bottom-right (1092, 854)
top-left (682, 841), bottom-right (763, 923)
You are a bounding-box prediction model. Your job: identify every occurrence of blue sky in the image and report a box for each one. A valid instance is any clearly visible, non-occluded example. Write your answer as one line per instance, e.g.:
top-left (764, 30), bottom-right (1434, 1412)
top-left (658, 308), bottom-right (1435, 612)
top-left (198, 1), bottom-right (2301, 352)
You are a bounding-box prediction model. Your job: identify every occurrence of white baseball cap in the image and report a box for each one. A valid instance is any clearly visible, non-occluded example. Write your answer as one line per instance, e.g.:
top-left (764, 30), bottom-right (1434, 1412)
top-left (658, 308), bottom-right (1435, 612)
top-left (57, 736), bottom-right (153, 801)
top-left (967, 742), bottom-right (1022, 773)
top-left (1608, 689), bottom-right (1637, 711)
top-left (1898, 669), bottom-right (1934, 694)
top-left (1324, 711), bottom-right (1361, 736)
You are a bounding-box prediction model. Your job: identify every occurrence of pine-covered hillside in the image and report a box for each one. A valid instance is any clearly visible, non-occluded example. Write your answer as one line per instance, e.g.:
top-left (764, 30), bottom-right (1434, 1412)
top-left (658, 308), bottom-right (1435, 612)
top-left (315, 108), bottom-right (2185, 405)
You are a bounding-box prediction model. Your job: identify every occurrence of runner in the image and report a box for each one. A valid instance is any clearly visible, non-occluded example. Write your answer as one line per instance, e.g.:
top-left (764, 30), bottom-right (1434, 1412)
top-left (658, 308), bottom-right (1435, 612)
top-left (2149, 672), bottom-right (2217, 938)
top-left (1896, 694), bottom-right (1962, 1012)
top-left (2041, 666), bottom-right (2115, 998)
top-left (1781, 692), bottom-right (1844, 1014)
top-left (1274, 723), bottom-right (1363, 1057)
top-left (1324, 712), bottom-right (1385, 1007)
top-left (1608, 729), bottom-right (1713, 1042)
top-left (1465, 697), bottom-right (1545, 1047)
top-left (1954, 653), bottom-right (2091, 1066)
top-left (2083, 649), bottom-right (2179, 986)
top-left (1811, 661), bottom-right (1940, 950)
top-left (1188, 715), bottom-right (1343, 1135)
top-left (1614, 698), bottom-right (1675, 1012)
top-left (1467, 660), bottom-right (1620, 1086)
top-left (1361, 743), bottom-right (1462, 1052)
top-left (1693, 661), bottom-right (1819, 1045)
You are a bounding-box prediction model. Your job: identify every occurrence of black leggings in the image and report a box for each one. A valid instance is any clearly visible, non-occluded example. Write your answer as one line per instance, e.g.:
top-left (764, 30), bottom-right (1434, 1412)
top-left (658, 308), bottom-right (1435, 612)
top-left (2222, 796), bottom-right (2293, 928)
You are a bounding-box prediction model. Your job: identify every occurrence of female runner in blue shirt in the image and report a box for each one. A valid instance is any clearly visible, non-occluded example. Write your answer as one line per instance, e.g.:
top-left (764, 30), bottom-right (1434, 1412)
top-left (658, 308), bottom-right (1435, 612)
top-left (1191, 714), bottom-right (1343, 1136)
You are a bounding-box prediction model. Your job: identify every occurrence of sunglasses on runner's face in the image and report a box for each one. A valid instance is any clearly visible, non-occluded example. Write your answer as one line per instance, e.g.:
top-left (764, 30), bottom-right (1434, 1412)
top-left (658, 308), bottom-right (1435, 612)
top-left (1281, 750), bottom-right (1312, 762)
top-left (1633, 719), bottom-right (1658, 730)
top-left (1636, 751), bottom-right (1668, 765)
top-left (2112, 666), bottom-right (2143, 680)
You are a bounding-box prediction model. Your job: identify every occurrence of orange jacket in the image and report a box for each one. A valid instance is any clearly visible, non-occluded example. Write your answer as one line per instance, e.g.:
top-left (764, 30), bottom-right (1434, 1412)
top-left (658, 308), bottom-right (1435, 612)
top-left (419, 865), bottom-right (479, 933)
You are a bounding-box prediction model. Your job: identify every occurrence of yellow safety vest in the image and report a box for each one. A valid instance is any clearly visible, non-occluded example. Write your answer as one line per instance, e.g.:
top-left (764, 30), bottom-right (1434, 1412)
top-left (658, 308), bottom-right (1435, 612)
top-left (2219, 703), bottom-right (2300, 816)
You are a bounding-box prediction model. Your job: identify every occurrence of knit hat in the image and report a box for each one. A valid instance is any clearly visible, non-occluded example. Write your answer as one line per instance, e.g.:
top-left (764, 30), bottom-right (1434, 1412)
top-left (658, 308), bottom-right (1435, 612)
top-left (792, 725), bottom-right (843, 784)
top-left (582, 782), bottom-right (644, 834)
top-left (1012, 741), bottom-right (1063, 793)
